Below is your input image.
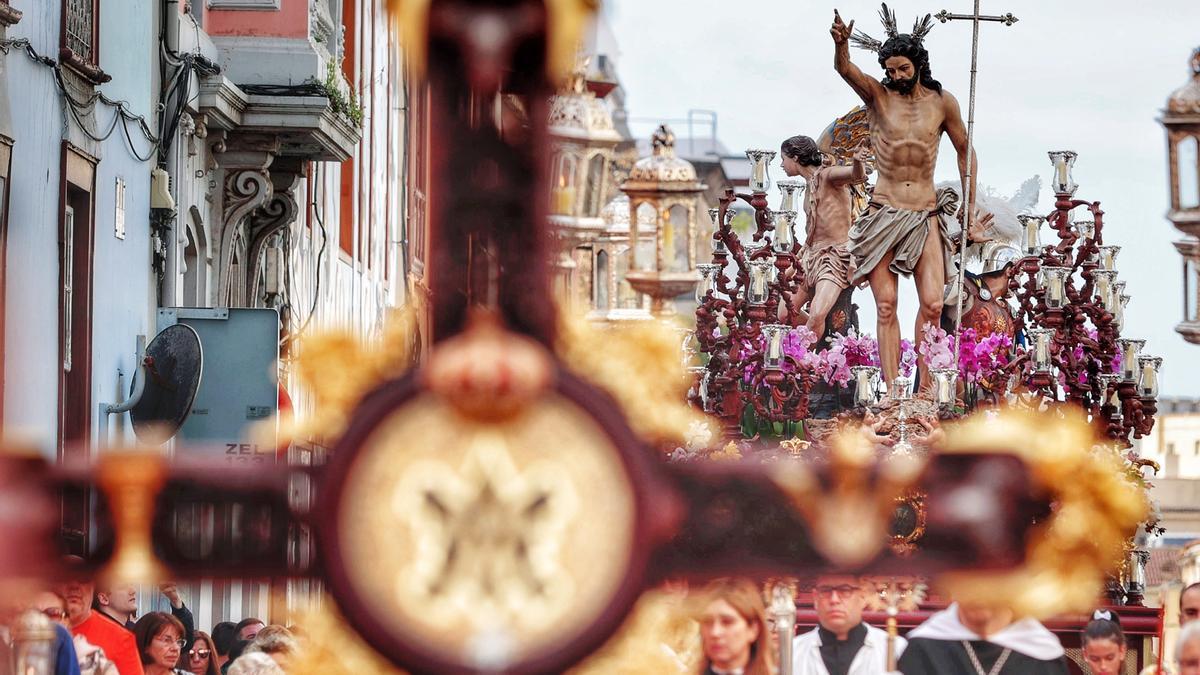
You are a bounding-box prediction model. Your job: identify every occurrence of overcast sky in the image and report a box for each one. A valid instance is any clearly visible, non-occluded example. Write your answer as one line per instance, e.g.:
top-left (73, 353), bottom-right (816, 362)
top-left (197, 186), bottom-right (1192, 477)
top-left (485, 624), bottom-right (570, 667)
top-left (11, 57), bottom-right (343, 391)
top-left (604, 0), bottom-right (1200, 397)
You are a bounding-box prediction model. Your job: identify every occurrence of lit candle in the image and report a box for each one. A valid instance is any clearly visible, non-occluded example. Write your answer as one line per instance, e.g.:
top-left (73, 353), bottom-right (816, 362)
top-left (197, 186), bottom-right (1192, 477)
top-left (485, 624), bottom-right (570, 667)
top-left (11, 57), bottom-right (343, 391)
top-left (1108, 281), bottom-right (1126, 313)
top-left (1041, 266), bottom-right (1069, 309)
top-left (1116, 294), bottom-right (1130, 332)
top-left (762, 324), bottom-right (789, 370)
top-left (777, 180), bottom-right (804, 212)
top-left (1018, 215), bottom-right (1044, 255)
top-left (773, 210), bottom-right (797, 253)
top-left (1137, 355), bottom-right (1162, 398)
top-left (931, 368), bottom-right (958, 408)
top-left (1117, 338), bottom-right (1145, 383)
top-left (695, 263), bottom-right (720, 303)
top-left (852, 366), bottom-right (880, 407)
top-left (746, 149), bottom-right (776, 194)
top-left (1097, 245), bottom-right (1121, 272)
top-left (748, 259), bottom-right (773, 305)
top-left (1093, 270), bottom-right (1115, 307)
top-left (1097, 373), bottom-right (1123, 419)
top-left (1029, 328), bottom-right (1054, 373)
top-left (1048, 150), bottom-right (1078, 195)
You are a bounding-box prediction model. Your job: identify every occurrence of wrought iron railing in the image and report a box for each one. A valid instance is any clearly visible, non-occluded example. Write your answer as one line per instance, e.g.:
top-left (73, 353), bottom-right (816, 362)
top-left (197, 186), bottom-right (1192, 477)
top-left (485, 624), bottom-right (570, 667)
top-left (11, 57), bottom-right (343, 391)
top-left (64, 0), bottom-right (94, 63)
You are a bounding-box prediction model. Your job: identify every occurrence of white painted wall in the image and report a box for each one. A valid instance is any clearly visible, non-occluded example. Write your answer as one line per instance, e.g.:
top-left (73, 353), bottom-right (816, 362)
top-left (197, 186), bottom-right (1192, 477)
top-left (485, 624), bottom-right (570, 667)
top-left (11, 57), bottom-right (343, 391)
top-left (2, 0), bottom-right (157, 451)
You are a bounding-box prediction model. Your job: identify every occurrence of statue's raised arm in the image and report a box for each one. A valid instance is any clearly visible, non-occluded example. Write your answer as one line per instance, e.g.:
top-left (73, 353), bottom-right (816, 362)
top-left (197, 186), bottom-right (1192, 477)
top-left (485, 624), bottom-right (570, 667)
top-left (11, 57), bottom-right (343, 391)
top-left (832, 9), bottom-right (883, 106)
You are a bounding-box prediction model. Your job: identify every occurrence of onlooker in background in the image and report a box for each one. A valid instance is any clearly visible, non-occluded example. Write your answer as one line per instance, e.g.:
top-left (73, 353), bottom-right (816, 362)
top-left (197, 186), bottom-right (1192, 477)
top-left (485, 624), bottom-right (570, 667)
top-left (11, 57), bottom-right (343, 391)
top-left (1081, 610), bottom-right (1126, 675)
top-left (182, 631), bottom-right (219, 675)
top-left (792, 575), bottom-right (902, 674)
top-left (1182, 582), bottom-right (1200, 627)
top-left (32, 590), bottom-right (115, 675)
top-left (132, 613), bottom-right (184, 675)
top-left (93, 585), bottom-right (138, 629)
top-left (95, 584), bottom-right (195, 650)
top-left (233, 620), bottom-right (263, 644)
top-left (1179, 620), bottom-right (1200, 675)
top-left (57, 571), bottom-right (145, 675)
top-left (243, 626), bottom-right (297, 671)
top-left (209, 623), bottom-right (236, 672)
top-left (225, 653), bottom-right (282, 675)
top-left (221, 640), bottom-right (249, 675)
top-left (696, 578), bottom-right (774, 675)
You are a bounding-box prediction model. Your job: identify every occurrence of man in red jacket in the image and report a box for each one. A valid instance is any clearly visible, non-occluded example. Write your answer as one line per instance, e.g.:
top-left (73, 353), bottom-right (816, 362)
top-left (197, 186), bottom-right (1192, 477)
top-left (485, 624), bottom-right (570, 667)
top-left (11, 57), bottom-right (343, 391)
top-left (58, 574), bottom-right (145, 675)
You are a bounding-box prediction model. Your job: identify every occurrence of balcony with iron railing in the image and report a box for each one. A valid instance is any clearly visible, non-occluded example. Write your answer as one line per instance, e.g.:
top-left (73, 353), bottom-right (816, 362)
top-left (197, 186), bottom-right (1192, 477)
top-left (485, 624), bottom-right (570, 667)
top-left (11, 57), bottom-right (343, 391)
top-left (198, 0), bottom-right (359, 162)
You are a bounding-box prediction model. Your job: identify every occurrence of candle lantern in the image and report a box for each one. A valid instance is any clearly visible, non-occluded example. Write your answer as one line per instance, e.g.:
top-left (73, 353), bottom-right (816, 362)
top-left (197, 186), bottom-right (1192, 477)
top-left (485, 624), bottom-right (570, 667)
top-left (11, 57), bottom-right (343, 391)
top-left (1048, 150), bottom-right (1079, 196)
top-left (1160, 47), bottom-right (1200, 344)
top-left (1099, 278), bottom-right (1118, 312)
top-left (777, 180), bottom-right (805, 212)
top-left (1040, 266), bottom-right (1070, 309)
top-left (1019, 214), bottom-right (1045, 256)
top-left (621, 124), bottom-right (708, 314)
top-left (748, 259), bottom-right (774, 305)
top-left (1028, 328), bottom-right (1055, 373)
top-left (1074, 219), bottom-right (1096, 240)
top-left (773, 210), bottom-right (797, 252)
top-left (708, 207), bottom-right (733, 254)
top-left (1093, 270), bottom-right (1116, 308)
top-left (762, 324), bottom-right (790, 370)
top-left (1097, 245), bottom-right (1121, 272)
top-left (931, 368), bottom-right (959, 408)
top-left (746, 149), bottom-right (776, 194)
top-left (851, 366), bottom-right (880, 408)
top-left (892, 376), bottom-right (913, 401)
top-left (11, 610), bottom-right (56, 675)
top-left (1098, 373), bottom-right (1123, 419)
top-left (1117, 339), bottom-right (1146, 382)
top-left (1115, 294), bottom-right (1131, 332)
top-left (1126, 548), bottom-right (1151, 606)
top-left (688, 365), bottom-right (711, 412)
top-left (1138, 355), bottom-right (1162, 398)
top-left (695, 263), bottom-right (721, 303)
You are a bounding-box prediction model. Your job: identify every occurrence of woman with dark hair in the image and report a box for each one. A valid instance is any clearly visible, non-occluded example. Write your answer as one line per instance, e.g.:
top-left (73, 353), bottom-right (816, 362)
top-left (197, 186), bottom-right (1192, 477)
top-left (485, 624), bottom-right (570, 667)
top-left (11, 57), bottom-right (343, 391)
top-left (1082, 609), bottom-right (1126, 675)
top-left (696, 579), bottom-right (774, 675)
top-left (133, 612), bottom-right (187, 675)
top-left (183, 631), bottom-right (219, 675)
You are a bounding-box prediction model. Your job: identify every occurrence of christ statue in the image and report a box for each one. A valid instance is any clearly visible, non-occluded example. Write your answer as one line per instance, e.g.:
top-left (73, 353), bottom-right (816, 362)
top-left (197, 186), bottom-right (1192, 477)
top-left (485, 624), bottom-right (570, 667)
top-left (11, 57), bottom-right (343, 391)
top-left (831, 4), bottom-right (992, 392)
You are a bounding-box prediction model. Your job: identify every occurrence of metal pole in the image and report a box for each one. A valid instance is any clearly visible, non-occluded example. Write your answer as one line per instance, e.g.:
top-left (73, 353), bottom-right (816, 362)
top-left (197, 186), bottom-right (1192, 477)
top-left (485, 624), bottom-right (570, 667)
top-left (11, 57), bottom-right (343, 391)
top-left (951, 0), bottom-right (983, 366)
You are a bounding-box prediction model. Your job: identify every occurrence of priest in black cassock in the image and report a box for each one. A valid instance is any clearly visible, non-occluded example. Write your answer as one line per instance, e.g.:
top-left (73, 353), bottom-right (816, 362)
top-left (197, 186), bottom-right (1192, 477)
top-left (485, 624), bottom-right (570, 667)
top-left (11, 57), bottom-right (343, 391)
top-left (897, 602), bottom-right (1070, 674)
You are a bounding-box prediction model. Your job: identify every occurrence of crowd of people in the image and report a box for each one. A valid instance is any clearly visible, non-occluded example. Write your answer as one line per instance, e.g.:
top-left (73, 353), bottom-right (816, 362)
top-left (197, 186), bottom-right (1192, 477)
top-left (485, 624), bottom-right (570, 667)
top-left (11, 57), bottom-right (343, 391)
top-left (7, 574), bottom-right (1200, 673)
top-left (695, 578), bottom-right (1200, 675)
top-left (1, 572), bottom-right (299, 675)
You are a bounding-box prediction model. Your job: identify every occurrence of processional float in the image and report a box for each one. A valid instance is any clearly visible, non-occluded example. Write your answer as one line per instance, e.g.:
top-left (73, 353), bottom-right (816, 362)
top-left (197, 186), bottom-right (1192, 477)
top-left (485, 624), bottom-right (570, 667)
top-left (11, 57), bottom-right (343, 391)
top-left (0, 2), bottom-right (1159, 675)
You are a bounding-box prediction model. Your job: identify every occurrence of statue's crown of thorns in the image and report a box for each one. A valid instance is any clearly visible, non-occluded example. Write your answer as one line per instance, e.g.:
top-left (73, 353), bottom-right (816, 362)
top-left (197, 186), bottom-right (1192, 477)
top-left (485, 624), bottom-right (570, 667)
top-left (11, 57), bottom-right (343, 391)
top-left (849, 2), bottom-right (935, 53)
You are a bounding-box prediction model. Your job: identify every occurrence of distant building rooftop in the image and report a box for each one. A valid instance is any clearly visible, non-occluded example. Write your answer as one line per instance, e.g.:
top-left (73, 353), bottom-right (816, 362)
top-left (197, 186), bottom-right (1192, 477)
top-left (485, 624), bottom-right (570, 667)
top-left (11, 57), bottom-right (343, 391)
top-left (1148, 546), bottom-right (1182, 587)
top-left (1158, 398), bottom-right (1200, 414)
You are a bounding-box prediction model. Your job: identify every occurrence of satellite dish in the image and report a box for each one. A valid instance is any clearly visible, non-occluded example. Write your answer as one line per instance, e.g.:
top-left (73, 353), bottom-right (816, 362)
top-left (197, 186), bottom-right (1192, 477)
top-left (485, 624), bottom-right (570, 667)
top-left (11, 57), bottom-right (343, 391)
top-left (129, 324), bottom-right (203, 445)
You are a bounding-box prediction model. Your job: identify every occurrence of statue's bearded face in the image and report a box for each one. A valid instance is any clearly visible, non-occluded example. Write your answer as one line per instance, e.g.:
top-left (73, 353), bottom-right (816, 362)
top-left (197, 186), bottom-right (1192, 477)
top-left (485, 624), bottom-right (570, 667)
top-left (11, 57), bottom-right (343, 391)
top-left (882, 55), bottom-right (918, 95)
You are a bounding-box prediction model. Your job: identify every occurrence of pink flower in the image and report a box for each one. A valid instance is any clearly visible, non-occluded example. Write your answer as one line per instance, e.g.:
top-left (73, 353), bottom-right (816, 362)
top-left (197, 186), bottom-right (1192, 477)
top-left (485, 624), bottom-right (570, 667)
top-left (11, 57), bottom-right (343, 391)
top-left (899, 338), bottom-right (917, 377)
top-left (919, 324), bottom-right (956, 370)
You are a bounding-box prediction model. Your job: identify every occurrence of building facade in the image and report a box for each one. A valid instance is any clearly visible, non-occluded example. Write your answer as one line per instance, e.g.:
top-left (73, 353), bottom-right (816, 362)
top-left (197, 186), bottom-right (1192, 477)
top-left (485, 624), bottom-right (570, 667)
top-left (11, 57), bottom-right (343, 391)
top-left (0, 0), bottom-right (415, 627)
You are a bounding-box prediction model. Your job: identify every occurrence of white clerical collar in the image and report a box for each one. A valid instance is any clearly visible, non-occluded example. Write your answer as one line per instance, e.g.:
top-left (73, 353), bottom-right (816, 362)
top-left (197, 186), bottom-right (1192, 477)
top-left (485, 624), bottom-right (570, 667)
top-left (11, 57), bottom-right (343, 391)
top-left (906, 603), bottom-right (1065, 661)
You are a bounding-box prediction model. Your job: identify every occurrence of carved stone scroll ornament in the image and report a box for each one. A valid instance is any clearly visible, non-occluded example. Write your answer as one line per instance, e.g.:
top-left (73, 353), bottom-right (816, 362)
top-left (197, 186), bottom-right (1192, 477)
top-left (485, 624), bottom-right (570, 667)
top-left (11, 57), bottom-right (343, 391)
top-left (246, 190), bottom-right (299, 306)
top-left (217, 169), bottom-right (273, 305)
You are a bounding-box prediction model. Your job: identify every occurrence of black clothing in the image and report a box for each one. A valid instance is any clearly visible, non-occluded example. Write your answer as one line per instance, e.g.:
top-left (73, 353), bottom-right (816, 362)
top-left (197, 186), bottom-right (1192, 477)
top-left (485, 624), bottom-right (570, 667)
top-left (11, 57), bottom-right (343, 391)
top-left (101, 602), bottom-right (195, 650)
top-left (898, 637), bottom-right (1070, 675)
top-left (818, 623), bottom-right (868, 675)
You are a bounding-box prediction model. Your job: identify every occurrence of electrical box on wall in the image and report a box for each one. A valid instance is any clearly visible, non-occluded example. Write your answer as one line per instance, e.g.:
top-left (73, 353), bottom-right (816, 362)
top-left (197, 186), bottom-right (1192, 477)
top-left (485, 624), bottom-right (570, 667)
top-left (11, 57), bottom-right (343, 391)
top-left (157, 307), bottom-right (280, 463)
